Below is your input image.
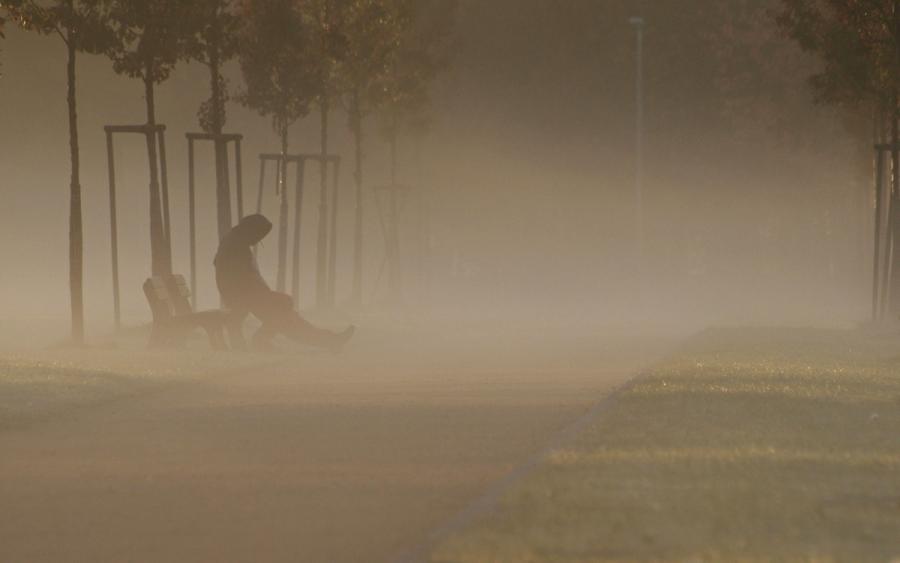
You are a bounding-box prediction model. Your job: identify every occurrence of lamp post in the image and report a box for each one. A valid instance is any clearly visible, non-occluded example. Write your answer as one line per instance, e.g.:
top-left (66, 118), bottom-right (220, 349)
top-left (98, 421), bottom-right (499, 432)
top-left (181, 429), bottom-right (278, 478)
top-left (629, 16), bottom-right (645, 266)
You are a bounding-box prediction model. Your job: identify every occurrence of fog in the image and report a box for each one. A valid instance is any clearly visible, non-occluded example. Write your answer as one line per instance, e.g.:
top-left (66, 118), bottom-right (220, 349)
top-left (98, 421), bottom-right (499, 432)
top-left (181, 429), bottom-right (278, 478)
top-left (2, 3), bottom-right (891, 561)
top-left (0, 0), bottom-right (869, 346)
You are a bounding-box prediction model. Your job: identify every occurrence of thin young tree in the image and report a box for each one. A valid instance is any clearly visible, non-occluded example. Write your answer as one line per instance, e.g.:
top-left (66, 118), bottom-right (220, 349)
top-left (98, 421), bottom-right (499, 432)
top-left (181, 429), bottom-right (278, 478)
top-left (376, 0), bottom-right (455, 302)
top-left (303, 0), bottom-right (347, 309)
top-left (7, 0), bottom-right (113, 345)
top-left (0, 2), bottom-right (16, 38)
top-left (103, 0), bottom-right (196, 276)
top-left (188, 0), bottom-right (240, 241)
top-left (0, 4), bottom-right (10, 67)
top-left (778, 0), bottom-right (900, 314)
top-left (709, 1), bottom-right (871, 289)
top-left (337, 0), bottom-right (403, 307)
top-left (239, 0), bottom-right (316, 293)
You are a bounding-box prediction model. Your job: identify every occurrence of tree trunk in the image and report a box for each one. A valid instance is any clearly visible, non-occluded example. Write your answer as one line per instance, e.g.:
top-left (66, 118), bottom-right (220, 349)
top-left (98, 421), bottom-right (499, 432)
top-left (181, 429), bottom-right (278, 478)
top-left (388, 114), bottom-right (401, 303)
top-left (880, 124), bottom-right (894, 319)
top-left (316, 97), bottom-right (330, 309)
top-left (209, 21), bottom-right (232, 241)
top-left (351, 89), bottom-right (364, 307)
top-left (414, 136), bottom-right (428, 301)
top-left (855, 113), bottom-right (868, 293)
top-left (277, 125), bottom-right (290, 293)
top-left (66, 25), bottom-right (84, 345)
top-left (874, 127), bottom-right (885, 321)
top-left (144, 69), bottom-right (170, 276)
top-left (889, 106), bottom-right (900, 314)
top-left (292, 154), bottom-right (305, 307)
top-left (327, 149), bottom-right (339, 306)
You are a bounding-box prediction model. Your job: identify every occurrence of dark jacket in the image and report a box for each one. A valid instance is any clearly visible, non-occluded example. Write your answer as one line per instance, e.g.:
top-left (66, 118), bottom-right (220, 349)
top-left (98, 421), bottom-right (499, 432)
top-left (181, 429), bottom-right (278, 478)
top-left (214, 214), bottom-right (273, 309)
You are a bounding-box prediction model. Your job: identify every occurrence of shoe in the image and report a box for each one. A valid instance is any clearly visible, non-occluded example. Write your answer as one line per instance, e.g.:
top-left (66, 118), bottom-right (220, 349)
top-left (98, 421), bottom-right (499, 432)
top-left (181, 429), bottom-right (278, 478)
top-left (326, 325), bottom-right (356, 354)
top-left (251, 332), bottom-right (280, 353)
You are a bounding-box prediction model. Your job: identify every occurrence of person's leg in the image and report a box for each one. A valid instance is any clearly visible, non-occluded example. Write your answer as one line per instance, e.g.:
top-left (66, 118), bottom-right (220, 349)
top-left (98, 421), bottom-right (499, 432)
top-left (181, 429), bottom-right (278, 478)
top-left (282, 310), bottom-right (355, 351)
top-left (251, 292), bottom-right (354, 351)
top-left (225, 310), bottom-right (250, 350)
top-left (248, 293), bottom-right (284, 350)
top-left (251, 322), bottom-right (280, 350)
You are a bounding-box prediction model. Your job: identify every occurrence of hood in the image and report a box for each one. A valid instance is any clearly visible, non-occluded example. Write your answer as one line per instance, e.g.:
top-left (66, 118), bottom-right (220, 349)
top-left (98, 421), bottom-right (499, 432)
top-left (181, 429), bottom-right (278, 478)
top-left (229, 214), bottom-right (272, 246)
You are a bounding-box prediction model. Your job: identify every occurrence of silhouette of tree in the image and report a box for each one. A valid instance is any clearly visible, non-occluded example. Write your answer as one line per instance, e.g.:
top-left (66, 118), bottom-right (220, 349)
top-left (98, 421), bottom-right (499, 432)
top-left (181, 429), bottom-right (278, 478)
top-left (706, 0), bottom-right (870, 288)
top-left (7, 0), bottom-right (113, 345)
top-left (186, 0), bottom-right (240, 241)
top-left (378, 0), bottom-right (455, 130)
top-left (1, 2), bottom-right (26, 76)
top-left (302, 0), bottom-right (349, 308)
top-left (0, 3), bottom-right (9, 38)
top-left (103, 0), bottom-right (196, 276)
top-left (376, 0), bottom-right (455, 301)
top-left (777, 0), bottom-right (897, 108)
top-left (778, 0), bottom-right (900, 312)
top-left (334, 0), bottom-right (403, 305)
top-left (0, 8), bottom-right (6, 76)
top-left (238, 0), bottom-right (316, 292)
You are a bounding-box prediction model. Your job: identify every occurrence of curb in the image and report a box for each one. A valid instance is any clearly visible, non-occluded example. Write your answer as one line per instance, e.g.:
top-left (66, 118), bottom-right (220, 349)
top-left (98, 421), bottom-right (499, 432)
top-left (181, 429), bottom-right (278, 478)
top-left (393, 370), bottom-right (648, 563)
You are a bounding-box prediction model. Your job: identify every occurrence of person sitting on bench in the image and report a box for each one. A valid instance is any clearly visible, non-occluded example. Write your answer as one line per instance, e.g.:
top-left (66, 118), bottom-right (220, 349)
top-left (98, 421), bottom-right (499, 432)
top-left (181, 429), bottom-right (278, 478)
top-left (214, 214), bottom-right (355, 351)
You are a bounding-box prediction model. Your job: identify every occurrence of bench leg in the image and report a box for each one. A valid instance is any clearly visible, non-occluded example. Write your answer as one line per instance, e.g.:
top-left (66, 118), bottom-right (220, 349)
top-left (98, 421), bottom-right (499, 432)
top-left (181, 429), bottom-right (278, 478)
top-left (226, 313), bottom-right (248, 351)
top-left (148, 324), bottom-right (169, 348)
top-left (149, 323), bottom-right (190, 349)
top-left (204, 325), bottom-right (228, 350)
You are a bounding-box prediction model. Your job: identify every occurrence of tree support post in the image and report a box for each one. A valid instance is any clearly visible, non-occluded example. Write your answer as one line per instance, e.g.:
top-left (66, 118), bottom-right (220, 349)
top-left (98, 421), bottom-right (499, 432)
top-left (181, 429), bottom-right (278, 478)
top-left (292, 159), bottom-right (306, 305)
top-left (235, 138), bottom-right (244, 220)
top-left (875, 138), bottom-right (900, 320)
top-left (104, 123), bottom-right (170, 330)
top-left (188, 139), bottom-right (197, 309)
top-left (158, 128), bottom-right (171, 245)
top-left (258, 153), bottom-right (305, 305)
top-left (105, 129), bottom-right (121, 331)
top-left (256, 153), bottom-right (341, 309)
top-left (327, 158), bottom-right (341, 307)
top-left (372, 182), bottom-right (410, 304)
top-left (874, 147), bottom-right (885, 321)
top-left (185, 132), bottom-right (245, 305)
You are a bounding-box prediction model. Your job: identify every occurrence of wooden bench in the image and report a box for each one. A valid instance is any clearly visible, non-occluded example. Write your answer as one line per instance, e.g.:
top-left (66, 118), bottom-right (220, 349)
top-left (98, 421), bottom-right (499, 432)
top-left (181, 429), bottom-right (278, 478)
top-left (142, 274), bottom-right (228, 349)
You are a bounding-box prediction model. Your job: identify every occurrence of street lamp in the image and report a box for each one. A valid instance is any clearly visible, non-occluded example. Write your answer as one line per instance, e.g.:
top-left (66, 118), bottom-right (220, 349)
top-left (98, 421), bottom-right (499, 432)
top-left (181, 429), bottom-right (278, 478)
top-left (629, 16), bottom-right (645, 266)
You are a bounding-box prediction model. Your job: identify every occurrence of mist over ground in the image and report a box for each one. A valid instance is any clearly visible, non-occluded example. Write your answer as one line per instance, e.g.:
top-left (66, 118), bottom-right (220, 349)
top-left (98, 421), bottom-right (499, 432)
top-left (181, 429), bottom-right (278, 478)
top-left (0, 0), bottom-right (868, 347)
top-left (4, 3), bottom-right (896, 561)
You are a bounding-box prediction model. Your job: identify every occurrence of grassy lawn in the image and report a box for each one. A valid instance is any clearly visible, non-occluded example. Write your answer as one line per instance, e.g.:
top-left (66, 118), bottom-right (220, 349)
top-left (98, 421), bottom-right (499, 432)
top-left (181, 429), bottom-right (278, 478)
top-left (0, 334), bottom-right (272, 430)
top-left (0, 359), bottom-right (160, 430)
top-left (432, 327), bottom-right (900, 562)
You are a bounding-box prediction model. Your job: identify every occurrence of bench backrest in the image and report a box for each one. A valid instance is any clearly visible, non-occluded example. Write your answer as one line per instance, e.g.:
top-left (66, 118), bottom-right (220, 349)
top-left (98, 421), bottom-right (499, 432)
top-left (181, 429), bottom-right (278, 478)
top-left (165, 275), bottom-right (194, 317)
top-left (143, 274), bottom-right (194, 322)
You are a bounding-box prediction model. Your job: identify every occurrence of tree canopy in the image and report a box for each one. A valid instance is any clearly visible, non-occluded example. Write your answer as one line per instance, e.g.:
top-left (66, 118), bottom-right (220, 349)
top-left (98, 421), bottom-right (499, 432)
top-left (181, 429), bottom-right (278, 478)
top-left (0, 2), bottom-right (12, 76)
top-left (376, 0), bottom-right (455, 136)
top-left (777, 0), bottom-right (899, 109)
top-left (3, 0), bottom-right (114, 79)
top-left (6, 0), bottom-right (113, 53)
top-left (0, 2), bottom-right (11, 39)
top-left (336, 0), bottom-right (402, 118)
top-left (303, 0), bottom-right (350, 102)
top-left (187, 0), bottom-right (241, 133)
top-left (238, 0), bottom-right (317, 134)
top-left (103, 0), bottom-right (197, 85)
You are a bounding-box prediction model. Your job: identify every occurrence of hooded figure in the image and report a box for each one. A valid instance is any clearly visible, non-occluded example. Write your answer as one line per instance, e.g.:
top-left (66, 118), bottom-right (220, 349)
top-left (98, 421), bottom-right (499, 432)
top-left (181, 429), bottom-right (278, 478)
top-left (214, 214), bottom-right (273, 310)
top-left (214, 214), bottom-right (354, 351)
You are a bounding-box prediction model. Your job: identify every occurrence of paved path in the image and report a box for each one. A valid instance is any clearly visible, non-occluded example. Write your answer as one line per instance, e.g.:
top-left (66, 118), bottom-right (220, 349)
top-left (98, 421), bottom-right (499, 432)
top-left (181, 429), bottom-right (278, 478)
top-left (0, 327), bottom-right (665, 562)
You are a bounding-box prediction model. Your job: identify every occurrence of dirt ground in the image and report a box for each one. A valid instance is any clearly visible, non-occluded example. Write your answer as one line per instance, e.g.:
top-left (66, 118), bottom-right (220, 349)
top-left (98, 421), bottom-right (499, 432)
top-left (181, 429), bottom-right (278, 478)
top-left (0, 320), bottom-right (668, 563)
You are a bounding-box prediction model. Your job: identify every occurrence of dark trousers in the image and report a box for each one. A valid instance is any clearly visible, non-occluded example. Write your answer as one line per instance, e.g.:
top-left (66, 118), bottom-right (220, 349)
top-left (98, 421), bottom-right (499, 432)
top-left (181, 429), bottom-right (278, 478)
top-left (226, 291), bottom-right (336, 349)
